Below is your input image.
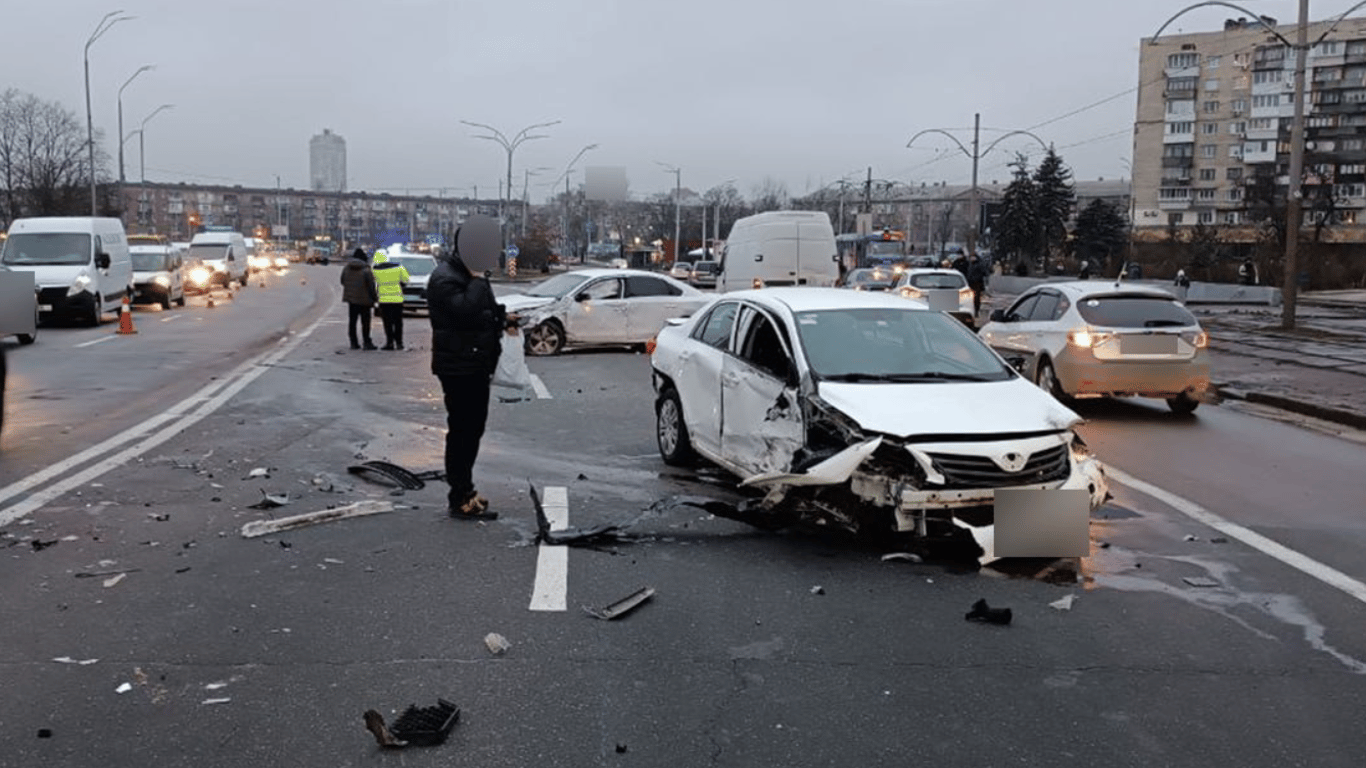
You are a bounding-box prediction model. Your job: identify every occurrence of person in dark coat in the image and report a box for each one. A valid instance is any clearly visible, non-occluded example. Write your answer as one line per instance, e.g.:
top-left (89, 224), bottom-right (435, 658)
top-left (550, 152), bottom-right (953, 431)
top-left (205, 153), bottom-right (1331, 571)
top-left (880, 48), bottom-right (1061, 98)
top-left (340, 248), bottom-right (379, 350)
top-left (965, 253), bottom-right (988, 317)
top-left (427, 242), bottom-right (513, 519)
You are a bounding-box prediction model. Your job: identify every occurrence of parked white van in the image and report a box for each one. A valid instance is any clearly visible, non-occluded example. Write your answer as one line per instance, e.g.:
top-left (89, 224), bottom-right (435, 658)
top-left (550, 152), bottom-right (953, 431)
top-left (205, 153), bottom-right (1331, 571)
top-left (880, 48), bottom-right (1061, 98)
top-left (187, 230), bottom-right (249, 288)
top-left (717, 211), bottom-right (839, 293)
top-left (0, 217), bottom-right (133, 326)
top-left (129, 241), bottom-right (186, 309)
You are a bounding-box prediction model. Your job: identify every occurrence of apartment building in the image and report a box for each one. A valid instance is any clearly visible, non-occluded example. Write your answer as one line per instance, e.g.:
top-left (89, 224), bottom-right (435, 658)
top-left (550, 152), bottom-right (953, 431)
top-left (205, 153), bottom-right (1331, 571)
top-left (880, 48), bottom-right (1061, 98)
top-left (309, 129), bottom-right (347, 193)
top-left (1133, 15), bottom-right (1366, 240)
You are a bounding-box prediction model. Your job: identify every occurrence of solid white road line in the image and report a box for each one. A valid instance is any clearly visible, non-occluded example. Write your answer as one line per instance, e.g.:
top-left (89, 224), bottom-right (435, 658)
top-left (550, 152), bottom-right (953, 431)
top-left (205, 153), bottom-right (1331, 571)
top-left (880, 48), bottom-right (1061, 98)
top-left (529, 486), bottom-right (569, 612)
top-left (160, 314), bottom-right (183, 323)
top-left (0, 315), bottom-right (325, 527)
top-left (1107, 465), bottom-right (1366, 607)
top-left (74, 336), bottom-right (115, 348)
top-left (530, 373), bottom-right (551, 400)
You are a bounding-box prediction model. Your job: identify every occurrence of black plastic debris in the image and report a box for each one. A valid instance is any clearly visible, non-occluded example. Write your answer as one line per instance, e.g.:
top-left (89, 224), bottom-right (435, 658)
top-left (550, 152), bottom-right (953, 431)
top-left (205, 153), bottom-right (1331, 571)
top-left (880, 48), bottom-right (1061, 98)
top-left (347, 461), bottom-right (444, 490)
top-left (30, 540), bottom-right (58, 552)
top-left (964, 598), bottom-right (1012, 625)
top-left (583, 587), bottom-right (655, 620)
top-left (37, 729), bottom-right (52, 739)
top-left (364, 699), bottom-right (460, 748)
top-left (530, 483), bottom-right (630, 546)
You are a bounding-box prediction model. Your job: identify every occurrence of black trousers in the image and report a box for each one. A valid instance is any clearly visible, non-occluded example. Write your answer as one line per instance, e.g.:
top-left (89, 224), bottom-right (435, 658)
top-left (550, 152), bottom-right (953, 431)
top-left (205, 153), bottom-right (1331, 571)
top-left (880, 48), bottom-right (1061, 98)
top-left (438, 373), bottom-right (492, 506)
top-left (347, 303), bottom-right (373, 346)
top-left (379, 303), bottom-right (404, 346)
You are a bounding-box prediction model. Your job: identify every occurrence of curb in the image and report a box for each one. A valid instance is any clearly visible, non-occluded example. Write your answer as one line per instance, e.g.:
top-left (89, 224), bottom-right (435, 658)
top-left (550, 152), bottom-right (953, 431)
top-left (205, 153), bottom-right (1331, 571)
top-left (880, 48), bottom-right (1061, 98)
top-left (1213, 382), bottom-right (1366, 430)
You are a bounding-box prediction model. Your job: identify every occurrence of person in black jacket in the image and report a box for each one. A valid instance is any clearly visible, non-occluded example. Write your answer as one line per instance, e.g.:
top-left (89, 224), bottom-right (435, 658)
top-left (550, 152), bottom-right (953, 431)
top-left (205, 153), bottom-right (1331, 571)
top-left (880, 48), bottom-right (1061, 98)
top-left (340, 248), bottom-right (379, 350)
top-left (966, 253), bottom-right (988, 317)
top-left (427, 243), bottom-right (513, 520)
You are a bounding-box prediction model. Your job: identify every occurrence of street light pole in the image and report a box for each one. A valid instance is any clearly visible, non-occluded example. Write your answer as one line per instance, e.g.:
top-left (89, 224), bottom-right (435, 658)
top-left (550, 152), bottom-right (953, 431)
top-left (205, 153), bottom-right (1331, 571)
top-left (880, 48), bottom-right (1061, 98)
top-left (138, 104), bottom-right (173, 184)
top-left (657, 162), bottom-right (681, 262)
top-left (84, 10), bottom-right (133, 216)
top-left (552, 143), bottom-right (599, 261)
top-left (460, 119), bottom-right (560, 250)
top-left (117, 64), bottom-right (153, 184)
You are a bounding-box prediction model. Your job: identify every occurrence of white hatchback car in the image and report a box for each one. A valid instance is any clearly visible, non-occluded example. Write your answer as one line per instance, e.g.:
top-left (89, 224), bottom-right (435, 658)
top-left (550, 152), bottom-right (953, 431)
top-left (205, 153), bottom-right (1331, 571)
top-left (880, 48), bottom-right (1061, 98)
top-left (501, 268), bottom-right (710, 356)
top-left (977, 281), bottom-right (1210, 414)
top-left (389, 251), bottom-right (437, 313)
top-left (893, 268), bottom-right (976, 328)
top-left (650, 287), bottom-right (1107, 550)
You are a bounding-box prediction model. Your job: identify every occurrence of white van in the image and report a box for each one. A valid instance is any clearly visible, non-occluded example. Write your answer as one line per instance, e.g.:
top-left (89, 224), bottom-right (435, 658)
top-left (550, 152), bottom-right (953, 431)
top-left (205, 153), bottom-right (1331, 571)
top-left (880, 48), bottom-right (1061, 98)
top-left (187, 230), bottom-right (249, 288)
top-left (717, 211), bottom-right (839, 293)
top-left (129, 242), bottom-right (186, 309)
top-left (0, 217), bottom-right (133, 326)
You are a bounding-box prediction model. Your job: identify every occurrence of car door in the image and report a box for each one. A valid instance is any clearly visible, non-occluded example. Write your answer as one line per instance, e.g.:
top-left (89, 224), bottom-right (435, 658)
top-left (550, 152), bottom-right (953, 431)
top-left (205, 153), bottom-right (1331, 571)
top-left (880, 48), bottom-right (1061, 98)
top-left (564, 276), bottom-right (627, 343)
top-left (624, 275), bottom-right (687, 341)
top-left (676, 301), bottom-right (739, 457)
top-left (720, 305), bottom-right (804, 476)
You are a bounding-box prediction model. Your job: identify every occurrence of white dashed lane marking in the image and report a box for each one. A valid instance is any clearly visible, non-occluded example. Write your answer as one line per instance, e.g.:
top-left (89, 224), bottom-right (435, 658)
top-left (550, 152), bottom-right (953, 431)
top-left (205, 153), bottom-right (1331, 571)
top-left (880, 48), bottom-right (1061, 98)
top-left (529, 486), bottom-right (569, 612)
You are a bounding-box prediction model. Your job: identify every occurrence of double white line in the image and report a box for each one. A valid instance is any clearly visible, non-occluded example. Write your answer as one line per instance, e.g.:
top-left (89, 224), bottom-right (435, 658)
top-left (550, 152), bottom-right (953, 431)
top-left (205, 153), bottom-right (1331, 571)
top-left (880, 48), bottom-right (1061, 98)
top-left (0, 317), bottom-right (323, 527)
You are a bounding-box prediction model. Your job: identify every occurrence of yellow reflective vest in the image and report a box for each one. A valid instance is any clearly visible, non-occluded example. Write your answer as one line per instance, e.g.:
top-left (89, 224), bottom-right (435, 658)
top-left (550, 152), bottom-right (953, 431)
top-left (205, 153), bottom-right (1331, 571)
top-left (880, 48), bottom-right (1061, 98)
top-left (372, 257), bottom-right (409, 304)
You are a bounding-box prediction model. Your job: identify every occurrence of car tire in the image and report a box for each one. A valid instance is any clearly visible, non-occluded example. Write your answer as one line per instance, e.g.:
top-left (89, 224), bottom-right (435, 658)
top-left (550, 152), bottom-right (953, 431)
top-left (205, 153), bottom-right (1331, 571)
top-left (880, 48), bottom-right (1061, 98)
top-left (525, 321), bottom-right (565, 356)
top-left (656, 387), bottom-right (696, 466)
top-left (1167, 391), bottom-right (1200, 415)
top-left (175, 294), bottom-right (186, 307)
top-left (1035, 358), bottom-right (1073, 405)
top-left (86, 299), bottom-right (102, 328)
top-left (161, 292), bottom-right (173, 310)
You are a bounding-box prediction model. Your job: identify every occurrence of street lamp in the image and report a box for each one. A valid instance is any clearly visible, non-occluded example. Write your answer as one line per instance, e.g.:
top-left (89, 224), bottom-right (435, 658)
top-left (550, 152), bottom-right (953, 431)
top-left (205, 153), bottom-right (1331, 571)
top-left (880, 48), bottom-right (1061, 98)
top-left (906, 114), bottom-right (1048, 256)
top-left (520, 166), bottom-right (552, 238)
top-left (138, 104), bottom-right (174, 183)
top-left (117, 64), bottom-right (153, 184)
top-left (460, 119), bottom-right (560, 248)
top-left (657, 162), bottom-right (681, 262)
top-left (84, 10), bottom-right (134, 215)
top-left (551, 144), bottom-right (598, 261)
top-left (1152, 0), bottom-right (1366, 330)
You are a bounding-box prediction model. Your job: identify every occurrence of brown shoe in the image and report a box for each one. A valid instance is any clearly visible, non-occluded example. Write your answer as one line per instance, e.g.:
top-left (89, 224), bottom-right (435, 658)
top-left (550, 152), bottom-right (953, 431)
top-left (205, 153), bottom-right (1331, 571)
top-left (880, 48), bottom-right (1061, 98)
top-left (449, 492), bottom-right (496, 520)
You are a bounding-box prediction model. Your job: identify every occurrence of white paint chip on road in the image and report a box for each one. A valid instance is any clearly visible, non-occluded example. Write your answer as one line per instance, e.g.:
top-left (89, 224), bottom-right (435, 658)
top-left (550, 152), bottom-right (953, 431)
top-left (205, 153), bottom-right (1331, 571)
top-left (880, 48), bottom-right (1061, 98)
top-left (74, 336), bottom-right (115, 348)
top-left (1107, 466), bottom-right (1366, 607)
top-left (529, 486), bottom-right (569, 612)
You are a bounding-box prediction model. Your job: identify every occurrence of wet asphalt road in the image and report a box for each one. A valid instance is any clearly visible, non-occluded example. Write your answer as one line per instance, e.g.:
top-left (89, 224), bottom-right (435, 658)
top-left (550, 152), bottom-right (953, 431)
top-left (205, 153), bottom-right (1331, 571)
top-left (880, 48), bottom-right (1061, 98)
top-left (2, 264), bottom-right (1365, 767)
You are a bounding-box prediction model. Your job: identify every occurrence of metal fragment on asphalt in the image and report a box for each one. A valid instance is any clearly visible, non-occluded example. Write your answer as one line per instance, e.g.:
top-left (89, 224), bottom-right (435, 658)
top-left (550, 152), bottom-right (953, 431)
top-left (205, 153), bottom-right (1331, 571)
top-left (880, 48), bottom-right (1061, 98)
top-left (583, 587), bottom-right (656, 620)
top-left (1049, 594), bottom-right (1076, 611)
top-left (239, 501), bottom-right (394, 538)
top-left (1182, 576), bottom-right (1220, 588)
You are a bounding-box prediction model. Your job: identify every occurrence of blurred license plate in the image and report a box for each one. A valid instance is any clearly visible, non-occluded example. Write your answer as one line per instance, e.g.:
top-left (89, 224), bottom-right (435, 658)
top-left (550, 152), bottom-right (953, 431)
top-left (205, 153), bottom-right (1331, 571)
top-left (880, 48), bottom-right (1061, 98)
top-left (39, 304), bottom-right (53, 311)
top-left (1121, 334), bottom-right (1177, 354)
top-left (926, 290), bottom-right (959, 312)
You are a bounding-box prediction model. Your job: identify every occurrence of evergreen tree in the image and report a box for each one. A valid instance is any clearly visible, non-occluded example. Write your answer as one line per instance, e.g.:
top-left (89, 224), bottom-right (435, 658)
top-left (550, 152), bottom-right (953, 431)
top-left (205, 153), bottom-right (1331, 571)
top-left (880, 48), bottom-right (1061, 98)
top-left (994, 154), bottom-right (1039, 268)
top-left (1073, 198), bottom-right (1128, 272)
top-left (1032, 147), bottom-right (1076, 262)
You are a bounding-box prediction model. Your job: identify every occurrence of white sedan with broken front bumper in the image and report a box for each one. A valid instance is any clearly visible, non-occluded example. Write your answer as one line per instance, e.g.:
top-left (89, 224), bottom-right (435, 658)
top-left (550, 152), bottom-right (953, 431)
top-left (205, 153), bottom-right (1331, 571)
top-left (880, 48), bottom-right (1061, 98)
top-left (649, 287), bottom-right (1107, 559)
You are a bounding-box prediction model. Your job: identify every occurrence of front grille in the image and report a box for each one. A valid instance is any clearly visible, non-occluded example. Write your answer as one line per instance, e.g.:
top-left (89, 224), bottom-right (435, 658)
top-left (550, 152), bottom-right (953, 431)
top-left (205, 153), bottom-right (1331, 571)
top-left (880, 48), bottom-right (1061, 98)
top-left (926, 444), bottom-right (1069, 489)
top-left (38, 287), bottom-right (68, 305)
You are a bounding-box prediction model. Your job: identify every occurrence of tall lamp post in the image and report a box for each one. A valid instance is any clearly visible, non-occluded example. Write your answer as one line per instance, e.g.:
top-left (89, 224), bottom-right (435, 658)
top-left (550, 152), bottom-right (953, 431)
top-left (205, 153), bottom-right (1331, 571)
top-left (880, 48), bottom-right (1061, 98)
top-left (84, 10), bottom-right (134, 215)
top-left (657, 162), bottom-right (681, 263)
top-left (117, 64), bottom-right (153, 184)
top-left (1152, 0), bottom-right (1366, 330)
top-left (552, 144), bottom-right (599, 261)
top-left (520, 166), bottom-right (552, 238)
top-left (905, 116), bottom-right (1047, 256)
top-left (138, 104), bottom-right (174, 183)
top-left (460, 119), bottom-right (560, 249)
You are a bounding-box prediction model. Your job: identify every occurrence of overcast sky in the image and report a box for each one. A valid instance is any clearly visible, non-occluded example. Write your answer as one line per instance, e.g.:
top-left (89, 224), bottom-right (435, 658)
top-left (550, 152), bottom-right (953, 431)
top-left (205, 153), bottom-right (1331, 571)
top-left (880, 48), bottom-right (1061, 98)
top-left (7, 0), bottom-right (1327, 202)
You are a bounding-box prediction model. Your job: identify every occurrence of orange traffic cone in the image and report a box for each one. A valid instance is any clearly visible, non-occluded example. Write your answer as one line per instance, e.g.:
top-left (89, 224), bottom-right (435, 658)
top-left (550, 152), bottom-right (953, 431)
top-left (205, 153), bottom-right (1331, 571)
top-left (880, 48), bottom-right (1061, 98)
top-left (116, 295), bottom-right (137, 335)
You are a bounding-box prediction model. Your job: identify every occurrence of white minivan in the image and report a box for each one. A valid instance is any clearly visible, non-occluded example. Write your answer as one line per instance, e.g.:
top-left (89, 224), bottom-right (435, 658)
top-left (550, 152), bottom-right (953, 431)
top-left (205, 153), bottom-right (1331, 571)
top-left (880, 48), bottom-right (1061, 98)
top-left (0, 217), bottom-right (133, 326)
top-left (717, 211), bottom-right (839, 293)
top-left (187, 230), bottom-right (250, 288)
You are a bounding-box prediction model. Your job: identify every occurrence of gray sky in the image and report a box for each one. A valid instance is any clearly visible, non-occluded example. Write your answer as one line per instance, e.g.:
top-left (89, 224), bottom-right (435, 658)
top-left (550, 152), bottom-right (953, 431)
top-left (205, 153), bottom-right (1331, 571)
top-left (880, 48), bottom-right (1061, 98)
top-left (8, 0), bottom-right (1319, 201)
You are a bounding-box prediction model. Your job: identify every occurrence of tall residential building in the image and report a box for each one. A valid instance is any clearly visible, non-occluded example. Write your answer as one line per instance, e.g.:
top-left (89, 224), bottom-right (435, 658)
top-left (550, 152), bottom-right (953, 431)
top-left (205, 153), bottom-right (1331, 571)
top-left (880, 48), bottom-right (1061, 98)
top-left (1133, 15), bottom-right (1366, 236)
top-left (309, 129), bottom-right (347, 193)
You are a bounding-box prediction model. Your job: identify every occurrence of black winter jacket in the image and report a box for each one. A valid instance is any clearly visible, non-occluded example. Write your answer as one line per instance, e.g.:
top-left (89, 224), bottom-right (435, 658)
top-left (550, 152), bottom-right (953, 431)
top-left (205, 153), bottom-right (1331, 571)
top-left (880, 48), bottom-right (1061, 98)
top-left (427, 255), bottom-right (507, 377)
top-left (340, 257), bottom-right (379, 305)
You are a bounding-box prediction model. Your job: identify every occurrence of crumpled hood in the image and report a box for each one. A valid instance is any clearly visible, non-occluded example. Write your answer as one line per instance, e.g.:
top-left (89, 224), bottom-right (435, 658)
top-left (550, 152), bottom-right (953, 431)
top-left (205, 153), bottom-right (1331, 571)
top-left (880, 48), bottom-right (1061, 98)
top-left (498, 294), bottom-right (558, 313)
top-left (816, 377), bottom-right (1081, 438)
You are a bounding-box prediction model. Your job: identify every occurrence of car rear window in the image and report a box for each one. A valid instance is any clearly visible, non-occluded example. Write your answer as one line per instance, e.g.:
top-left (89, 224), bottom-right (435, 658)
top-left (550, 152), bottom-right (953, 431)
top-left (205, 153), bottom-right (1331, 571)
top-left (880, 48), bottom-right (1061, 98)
top-left (1076, 295), bottom-right (1197, 328)
top-left (909, 273), bottom-right (965, 289)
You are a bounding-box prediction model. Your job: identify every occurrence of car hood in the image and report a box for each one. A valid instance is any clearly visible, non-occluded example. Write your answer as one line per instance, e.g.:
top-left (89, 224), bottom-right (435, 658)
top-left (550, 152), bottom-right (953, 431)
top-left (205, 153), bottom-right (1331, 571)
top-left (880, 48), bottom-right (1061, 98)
top-left (499, 294), bottom-right (560, 313)
top-left (28, 265), bottom-right (88, 288)
top-left (816, 377), bottom-right (1081, 438)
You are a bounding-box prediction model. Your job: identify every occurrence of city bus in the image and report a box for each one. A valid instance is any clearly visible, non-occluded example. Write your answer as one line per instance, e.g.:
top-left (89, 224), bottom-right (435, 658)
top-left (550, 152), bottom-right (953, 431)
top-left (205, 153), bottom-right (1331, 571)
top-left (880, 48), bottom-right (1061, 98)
top-left (835, 229), bottom-right (907, 272)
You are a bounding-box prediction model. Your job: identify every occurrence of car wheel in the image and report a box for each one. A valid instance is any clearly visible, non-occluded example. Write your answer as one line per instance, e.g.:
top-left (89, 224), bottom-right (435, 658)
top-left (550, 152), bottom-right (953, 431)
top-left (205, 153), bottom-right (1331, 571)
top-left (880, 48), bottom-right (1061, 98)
top-left (86, 300), bottom-right (102, 328)
top-left (656, 387), bottom-right (696, 466)
top-left (525, 321), bottom-right (565, 356)
top-left (161, 292), bottom-right (173, 310)
top-left (1167, 391), bottom-right (1200, 415)
top-left (175, 293), bottom-right (186, 307)
top-left (1035, 358), bottom-right (1072, 404)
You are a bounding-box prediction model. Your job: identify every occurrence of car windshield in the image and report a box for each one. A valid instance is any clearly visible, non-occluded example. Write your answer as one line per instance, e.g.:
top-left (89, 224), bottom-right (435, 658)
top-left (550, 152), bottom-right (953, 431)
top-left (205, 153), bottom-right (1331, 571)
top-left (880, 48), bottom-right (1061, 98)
top-left (794, 308), bottom-right (1012, 382)
top-left (1076, 295), bottom-right (1198, 328)
top-left (394, 256), bottom-right (436, 276)
top-left (130, 252), bottom-right (171, 271)
top-left (523, 272), bottom-right (592, 298)
top-left (0, 233), bottom-right (91, 266)
top-left (908, 272), bottom-right (966, 289)
top-left (187, 243), bottom-right (228, 261)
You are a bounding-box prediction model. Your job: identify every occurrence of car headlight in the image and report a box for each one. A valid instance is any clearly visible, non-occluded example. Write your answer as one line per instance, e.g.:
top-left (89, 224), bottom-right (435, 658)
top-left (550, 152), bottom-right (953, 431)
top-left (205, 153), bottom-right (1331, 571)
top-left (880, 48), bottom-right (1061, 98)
top-left (189, 267), bottom-right (212, 285)
top-left (153, 275), bottom-right (170, 287)
top-left (67, 273), bottom-right (93, 297)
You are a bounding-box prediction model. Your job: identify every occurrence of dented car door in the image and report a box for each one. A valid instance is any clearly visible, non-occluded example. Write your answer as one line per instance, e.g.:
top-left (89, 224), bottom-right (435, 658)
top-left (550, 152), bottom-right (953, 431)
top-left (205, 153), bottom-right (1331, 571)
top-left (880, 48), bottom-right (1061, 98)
top-left (720, 305), bottom-right (804, 475)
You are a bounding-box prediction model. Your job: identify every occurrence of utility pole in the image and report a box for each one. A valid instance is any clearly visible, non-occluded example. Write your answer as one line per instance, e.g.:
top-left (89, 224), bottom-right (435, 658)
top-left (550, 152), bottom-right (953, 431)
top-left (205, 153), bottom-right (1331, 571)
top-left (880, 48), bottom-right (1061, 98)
top-left (1281, 0), bottom-right (1310, 329)
top-left (460, 119), bottom-right (560, 250)
top-left (657, 162), bottom-right (682, 263)
top-left (85, 11), bottom-right (133, 216)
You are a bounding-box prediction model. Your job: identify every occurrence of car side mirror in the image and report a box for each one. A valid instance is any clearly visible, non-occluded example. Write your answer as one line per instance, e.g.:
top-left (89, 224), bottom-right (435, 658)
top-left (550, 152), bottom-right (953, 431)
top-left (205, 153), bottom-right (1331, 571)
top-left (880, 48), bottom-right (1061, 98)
top-left (95, 252), bottom-right (111, 270)
top-left (1005, 356), bottom-right (1027, 374)
top-left (575, 292), bottom-right (591, 302)
top-left (989, 309), bottom-right (1007, 323)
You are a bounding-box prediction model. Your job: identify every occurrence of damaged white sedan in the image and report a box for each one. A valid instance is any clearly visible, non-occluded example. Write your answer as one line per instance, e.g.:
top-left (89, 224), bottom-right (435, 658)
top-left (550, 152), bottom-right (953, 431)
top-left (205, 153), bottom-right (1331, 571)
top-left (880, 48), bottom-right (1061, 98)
top-left (650, 288), bottom-right (1108, 558)
top-left (501, 268), bottom-right (709, 356)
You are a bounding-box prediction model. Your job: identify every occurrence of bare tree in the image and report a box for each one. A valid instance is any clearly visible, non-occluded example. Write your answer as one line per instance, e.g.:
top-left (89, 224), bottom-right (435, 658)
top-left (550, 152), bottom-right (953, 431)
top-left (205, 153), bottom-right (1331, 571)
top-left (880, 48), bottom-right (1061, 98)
top-left (749, 177), bottom-right (789, 213)
top-left (0, 90), bottom-right (110, 221)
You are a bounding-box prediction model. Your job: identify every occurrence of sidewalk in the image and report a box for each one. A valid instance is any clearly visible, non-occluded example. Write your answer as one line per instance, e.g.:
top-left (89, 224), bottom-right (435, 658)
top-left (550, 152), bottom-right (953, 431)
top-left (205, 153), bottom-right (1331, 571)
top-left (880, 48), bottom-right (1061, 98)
top-left (981, 286), bottom-right (1366, 431)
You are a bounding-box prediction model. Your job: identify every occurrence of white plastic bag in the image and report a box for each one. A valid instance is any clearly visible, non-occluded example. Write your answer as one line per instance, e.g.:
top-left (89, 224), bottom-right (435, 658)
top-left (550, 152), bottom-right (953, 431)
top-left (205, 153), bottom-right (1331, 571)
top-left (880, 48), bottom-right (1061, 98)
top-left (492, 330), bottom-right (534, 399)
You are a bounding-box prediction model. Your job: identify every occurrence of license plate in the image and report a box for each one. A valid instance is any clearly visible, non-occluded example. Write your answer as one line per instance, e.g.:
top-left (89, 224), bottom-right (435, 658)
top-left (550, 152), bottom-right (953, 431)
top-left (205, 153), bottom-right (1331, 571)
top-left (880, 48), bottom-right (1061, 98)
top-left (994, 488), bottom-right (1089, 558)
top-left (1121, 334), bottom-right (1177, 354)
top-left (39, 304), bottom-right (53, 311)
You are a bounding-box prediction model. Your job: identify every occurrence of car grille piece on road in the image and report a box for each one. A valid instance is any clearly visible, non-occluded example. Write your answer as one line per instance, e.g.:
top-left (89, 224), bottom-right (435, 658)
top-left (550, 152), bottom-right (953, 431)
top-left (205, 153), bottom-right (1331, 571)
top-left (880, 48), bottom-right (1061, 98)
top-left (927, 444), bottom-right (1069, 488)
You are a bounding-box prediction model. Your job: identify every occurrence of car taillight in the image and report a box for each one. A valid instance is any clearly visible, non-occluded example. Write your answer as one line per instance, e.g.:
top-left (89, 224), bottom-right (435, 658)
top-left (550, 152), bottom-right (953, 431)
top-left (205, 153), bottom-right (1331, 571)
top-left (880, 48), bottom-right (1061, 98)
top-left (752, 278), bottom-right (764, 289)
top-left (901, 287), bottom-right (924, 299)
top-left (959, 287), bottom-right (973, 298)
top-left (1068, 329), bottom-right (1112, 348)
top-left (645, 336), bottom-right (657, 355)
top-left (1183, 330), bottom-right (1209, 348)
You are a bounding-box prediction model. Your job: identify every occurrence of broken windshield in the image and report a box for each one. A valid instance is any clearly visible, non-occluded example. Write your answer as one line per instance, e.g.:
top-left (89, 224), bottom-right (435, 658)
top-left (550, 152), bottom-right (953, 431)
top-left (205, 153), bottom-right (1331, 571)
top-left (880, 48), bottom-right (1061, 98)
top-left (522, 272), bottom-right (591, 298)
top-left (794, 308), bottom-right (1012, 381)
